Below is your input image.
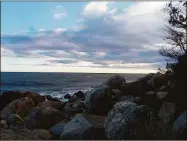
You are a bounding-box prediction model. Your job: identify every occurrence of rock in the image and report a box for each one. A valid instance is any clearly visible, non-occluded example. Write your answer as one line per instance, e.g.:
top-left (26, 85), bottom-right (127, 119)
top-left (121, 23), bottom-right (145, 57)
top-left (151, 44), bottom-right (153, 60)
top-left (60, 114), bottom-right (92, 140)
top-left (85, 86), bottom-right (113, 115)
top-left (0, 91), bottom-right (26, 111)
top-left (43, 95), bottom-right (61, 102)
top-left (64, 94), bottom-right (71, 99)
top-left (106, 75), bottom-right (126, 90)
top-left (34, 129), bottom-right (53, 140)
top-left (63, 101), bottom-right (86, 119)
top-left (104, 101), bottom-right (155, 140)
top-left (0, 125), bottom-right (43, 140)
top-left (60, 113), bottom-right (106, 140)
top-left (0, 97), bottom-right (35, 123)
top-left (73, 91), bottom-right (85, 99)
top-left (156, 92), bottom-right (169, 100)
top-left (25, 106), bottom-right (63, 129)
top-left (172, 111), bottom-right (187, 139)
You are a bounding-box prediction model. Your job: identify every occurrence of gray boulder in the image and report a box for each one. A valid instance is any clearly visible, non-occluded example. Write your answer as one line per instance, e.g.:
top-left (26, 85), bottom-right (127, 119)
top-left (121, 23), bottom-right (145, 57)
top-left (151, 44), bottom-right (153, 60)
top-left (104, 101), bottom-right (155, 139)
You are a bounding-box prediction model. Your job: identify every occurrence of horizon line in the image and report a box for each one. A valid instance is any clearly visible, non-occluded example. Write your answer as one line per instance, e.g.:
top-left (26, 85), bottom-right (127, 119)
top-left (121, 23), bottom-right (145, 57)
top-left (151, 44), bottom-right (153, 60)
top-left (1, 71), bottom-right (151, 74)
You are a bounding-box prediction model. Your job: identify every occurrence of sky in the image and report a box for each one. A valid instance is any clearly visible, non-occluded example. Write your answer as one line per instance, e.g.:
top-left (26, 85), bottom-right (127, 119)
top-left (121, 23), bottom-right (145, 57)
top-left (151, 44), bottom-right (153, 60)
top-left (1, 1), bottom-right (171, 73)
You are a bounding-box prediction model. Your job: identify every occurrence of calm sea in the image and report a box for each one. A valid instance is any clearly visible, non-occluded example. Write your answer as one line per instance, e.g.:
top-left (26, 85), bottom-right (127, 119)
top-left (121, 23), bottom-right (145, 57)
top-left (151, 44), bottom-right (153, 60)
top-left (1, 72), bottom-right (146, 99)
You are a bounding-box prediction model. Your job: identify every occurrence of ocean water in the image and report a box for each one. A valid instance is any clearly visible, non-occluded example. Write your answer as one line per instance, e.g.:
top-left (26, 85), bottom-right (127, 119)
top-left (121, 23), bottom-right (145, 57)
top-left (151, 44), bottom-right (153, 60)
top-left (1, 72), bottom-right (146, 99)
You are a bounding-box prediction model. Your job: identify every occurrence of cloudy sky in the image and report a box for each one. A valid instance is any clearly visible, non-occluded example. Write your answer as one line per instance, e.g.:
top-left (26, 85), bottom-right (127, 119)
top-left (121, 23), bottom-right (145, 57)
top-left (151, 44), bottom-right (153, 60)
top-left (1, 1), bottom-right (170, 73)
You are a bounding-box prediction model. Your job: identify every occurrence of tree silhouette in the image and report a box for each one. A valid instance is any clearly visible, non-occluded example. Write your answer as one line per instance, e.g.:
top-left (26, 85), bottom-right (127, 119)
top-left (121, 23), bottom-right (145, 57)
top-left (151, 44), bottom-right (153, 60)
top-left (159, 1), bottom-right (187, 62)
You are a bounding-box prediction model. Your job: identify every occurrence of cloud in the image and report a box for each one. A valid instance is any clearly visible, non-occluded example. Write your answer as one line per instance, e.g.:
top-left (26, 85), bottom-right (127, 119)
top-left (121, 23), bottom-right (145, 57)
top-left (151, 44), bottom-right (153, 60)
top-left (82, 2), bottom-right (110, 17)
top-left (1, 1), bottom-right (170, 72)
top-left (53, 5), bottom-right (68, 20)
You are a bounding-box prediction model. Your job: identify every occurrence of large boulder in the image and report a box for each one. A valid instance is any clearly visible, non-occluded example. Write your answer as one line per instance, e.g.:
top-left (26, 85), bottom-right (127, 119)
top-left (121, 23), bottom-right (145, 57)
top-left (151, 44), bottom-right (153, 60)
top-left (0, 91), bottom-right (26, 111)
top-left (172, 111), bottom-right (187, 139)
top-left (0, 97), bottom-right (35, 123)
top-left (104, 101), bottom-right (156, 140)
top-left (85, 86), bottom-right (113, 115)
top-left (25, 106), bottom-right (63, 129)
top-left (106, 75), bottom-right (126, 90)
top-left (60, 113), bottom-right (106, 140)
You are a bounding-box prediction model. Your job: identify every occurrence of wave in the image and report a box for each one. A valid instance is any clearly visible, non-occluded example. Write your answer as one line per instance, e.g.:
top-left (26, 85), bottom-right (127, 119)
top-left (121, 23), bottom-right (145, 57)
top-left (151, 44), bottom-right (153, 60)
top-left (38, 87), bottom-right (93, 101)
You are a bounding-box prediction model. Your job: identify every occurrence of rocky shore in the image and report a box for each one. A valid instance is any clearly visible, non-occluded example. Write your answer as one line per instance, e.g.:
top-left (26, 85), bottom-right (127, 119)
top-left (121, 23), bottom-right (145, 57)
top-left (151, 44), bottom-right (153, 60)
top-left (0, 73), bottom-right (187, 140)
